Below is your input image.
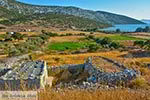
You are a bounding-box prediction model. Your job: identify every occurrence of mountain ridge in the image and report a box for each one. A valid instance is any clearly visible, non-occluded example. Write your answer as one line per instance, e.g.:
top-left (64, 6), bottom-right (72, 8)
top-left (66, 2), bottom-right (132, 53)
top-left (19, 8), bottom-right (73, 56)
top-left (0, 0), bottom-right (145, 28)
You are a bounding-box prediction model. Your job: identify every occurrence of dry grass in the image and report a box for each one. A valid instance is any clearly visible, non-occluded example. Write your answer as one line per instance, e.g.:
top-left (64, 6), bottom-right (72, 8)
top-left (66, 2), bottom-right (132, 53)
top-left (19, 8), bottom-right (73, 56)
top-left (49, 36), bottom-right (85, 43)
top-left (32, 51), bottom-right (127, 66)
top-left (0, 55), bottom-right (7, 59)
top-left (39, 89), bottom-right (150, 100)
top-left (50, 30), bottom-right (90, 35)
top-left (32, 51), bottom-right (150, 67)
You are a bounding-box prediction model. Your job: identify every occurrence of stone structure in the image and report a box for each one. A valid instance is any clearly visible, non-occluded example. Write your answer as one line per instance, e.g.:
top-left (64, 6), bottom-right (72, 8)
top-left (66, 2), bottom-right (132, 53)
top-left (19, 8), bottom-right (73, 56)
top-left (0, 61), bottom-right (48, 90)
top-left (52, 57), bottom-right (140, 90)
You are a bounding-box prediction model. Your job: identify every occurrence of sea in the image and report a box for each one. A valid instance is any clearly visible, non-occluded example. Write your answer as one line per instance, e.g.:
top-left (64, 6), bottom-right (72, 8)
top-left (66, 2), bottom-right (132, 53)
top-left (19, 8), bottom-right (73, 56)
top-left (100, 24), bottom-right (150, 32)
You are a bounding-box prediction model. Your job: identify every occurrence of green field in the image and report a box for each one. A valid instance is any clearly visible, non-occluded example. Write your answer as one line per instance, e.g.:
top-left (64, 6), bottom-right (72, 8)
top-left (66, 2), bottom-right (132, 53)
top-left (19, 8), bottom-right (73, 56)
top-left (47, 42), bottom-right (89, 51)
top-left (99, 35), bottom-right (145, 41)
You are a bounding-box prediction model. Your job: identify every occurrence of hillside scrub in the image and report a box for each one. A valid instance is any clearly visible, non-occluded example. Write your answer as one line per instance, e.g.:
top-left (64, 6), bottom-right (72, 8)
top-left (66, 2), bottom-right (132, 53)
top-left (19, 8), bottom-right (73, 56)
top-left (87, 36), bottom-right (122, 49)
top-left (134, 40), bottom-right (150, 49)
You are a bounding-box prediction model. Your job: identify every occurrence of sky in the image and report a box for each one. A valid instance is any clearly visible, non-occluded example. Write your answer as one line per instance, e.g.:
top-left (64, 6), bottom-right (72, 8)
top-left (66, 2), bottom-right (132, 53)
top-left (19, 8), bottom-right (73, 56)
top-left (17, 0), bottom-right (150, 20)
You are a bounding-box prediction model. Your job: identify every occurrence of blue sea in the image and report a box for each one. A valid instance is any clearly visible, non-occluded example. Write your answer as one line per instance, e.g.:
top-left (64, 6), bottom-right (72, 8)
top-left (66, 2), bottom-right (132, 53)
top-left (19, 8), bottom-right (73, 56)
top-left (100, 24), bottom-right (150, 32)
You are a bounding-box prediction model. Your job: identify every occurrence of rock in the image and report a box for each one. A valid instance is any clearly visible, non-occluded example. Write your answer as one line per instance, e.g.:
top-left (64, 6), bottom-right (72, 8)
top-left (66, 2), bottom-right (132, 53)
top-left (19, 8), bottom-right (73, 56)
top-left (84, 57), bottom-right (95, 75)
top-left (87, 75), bottom-right (97, 83)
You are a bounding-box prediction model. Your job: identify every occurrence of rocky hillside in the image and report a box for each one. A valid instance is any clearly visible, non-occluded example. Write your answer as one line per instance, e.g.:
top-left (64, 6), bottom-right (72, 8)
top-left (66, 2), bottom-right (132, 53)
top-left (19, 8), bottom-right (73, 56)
top-left (0, 7), bottom-right (109, 29)
top-left (0, 0), bottom-right (144, 25)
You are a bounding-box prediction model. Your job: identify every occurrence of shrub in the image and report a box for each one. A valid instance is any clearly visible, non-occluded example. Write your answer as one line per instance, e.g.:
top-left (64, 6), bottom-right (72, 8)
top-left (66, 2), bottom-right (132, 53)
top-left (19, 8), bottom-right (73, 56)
top-left (135, 26), bottom-right (150, 32)
top-left (109, 42), bottom-right (120, 49)
top-left (96, 37), bottom-right (111, 46)
top-left (87, 35), bottom-right (95, 40)
top-left (8, 47), bottom-right (21, 57)
top-left (12, 32), bottom-right (24, 40)
top-left (45, 32), bottom-right (58, 37)
top-left (78, 33), bottom-right (86, 36)
top-left (90, 32), bottom-right (94, 34)
top-left (135, 27), bottom-right (144, 32)
top-left (39, 33), bottom-right (49, 40)
top-left (88, 44), bottom-right (100, 52)
top-left (95, 37), bottom-right (122, 49)
top-left (134, 40), bottom-right (150, 49)
top-left (116, 29), bottom-right (121, 33)
top-left (129, 77), bottom-right (148, 89)
top-left (4, 34), bottom-right (12, 41)
top-left (134, 41), bottom-right (145, 47)
top-left (65, 33), bottom-right (73, 36)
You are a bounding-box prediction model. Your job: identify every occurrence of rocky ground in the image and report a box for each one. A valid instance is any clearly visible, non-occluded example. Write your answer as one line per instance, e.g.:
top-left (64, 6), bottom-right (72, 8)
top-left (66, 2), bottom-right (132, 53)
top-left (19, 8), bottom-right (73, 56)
top-left (0, 54), bottom-right (30, 68)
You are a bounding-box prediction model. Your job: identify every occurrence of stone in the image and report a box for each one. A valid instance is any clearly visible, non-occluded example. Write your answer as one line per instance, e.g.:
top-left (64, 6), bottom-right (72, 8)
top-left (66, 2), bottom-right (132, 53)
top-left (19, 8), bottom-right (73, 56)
top-left (0, 61), bottom-right (48, 90)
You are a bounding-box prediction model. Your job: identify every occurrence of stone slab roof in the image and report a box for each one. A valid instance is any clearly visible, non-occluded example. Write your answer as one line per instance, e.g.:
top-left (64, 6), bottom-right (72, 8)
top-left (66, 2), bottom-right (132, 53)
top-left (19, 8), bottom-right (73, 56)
top-left (0, 61), bottom-right (45, 80)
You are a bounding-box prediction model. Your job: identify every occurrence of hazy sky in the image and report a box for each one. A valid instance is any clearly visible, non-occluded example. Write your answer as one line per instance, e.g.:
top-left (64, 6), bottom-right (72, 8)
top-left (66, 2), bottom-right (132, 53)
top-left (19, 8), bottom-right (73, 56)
top-left (17, 0), bottom-right (150, 20)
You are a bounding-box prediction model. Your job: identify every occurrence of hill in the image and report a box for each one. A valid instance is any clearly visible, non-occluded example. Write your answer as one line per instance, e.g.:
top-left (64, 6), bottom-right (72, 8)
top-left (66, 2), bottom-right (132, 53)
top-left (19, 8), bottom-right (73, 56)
top-left (0, 7), bottom-right (109, 29)
top-left (0, 0), bottom-right (145, 26)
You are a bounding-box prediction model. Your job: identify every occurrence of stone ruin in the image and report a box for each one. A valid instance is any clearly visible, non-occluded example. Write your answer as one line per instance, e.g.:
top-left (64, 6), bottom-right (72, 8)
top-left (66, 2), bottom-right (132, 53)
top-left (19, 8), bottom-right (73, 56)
top-left (0, 61), bottom-right (48, 90)
top-left (52, 57), bottom-right (140, 89)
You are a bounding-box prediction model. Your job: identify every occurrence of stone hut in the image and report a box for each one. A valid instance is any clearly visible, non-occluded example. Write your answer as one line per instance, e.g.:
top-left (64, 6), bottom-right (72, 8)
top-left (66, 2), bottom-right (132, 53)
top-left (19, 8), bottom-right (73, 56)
top-left (0, 61), bottom-right (48, 90)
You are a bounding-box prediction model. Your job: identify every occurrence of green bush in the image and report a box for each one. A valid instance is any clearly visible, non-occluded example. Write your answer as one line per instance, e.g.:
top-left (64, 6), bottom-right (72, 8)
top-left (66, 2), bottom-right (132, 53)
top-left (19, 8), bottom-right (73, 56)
top-left (96, 37), bottom-right (111, 45)
top-left (87, 35), bottom-right (95, 40)
top-left (134, 40), bottom-right (150, 49)
top-left (116, 28), bottom-right (121, 33)
top-left (12, 32), bottom-right (24, 40)
top-left (135, 26), bottom-right (150, 32)
top-left (78, 33), bottom-right (86, 36)
top-left (8, 47), bottom-right (21, 57)
top-left (95, 37), bottom-right (122, 49)
top-left (88, 44), bottom-right (100, 52)
top-left (65, 33), bottom-right (73, 36)
top-left (134, 41), bottom-right (145, 47)
top-left (109, 42), bottom-right (120, 49)
top-left (45, 32), bottom-right (58, 37)
top-left (39, 33), bottom-right (49, 40)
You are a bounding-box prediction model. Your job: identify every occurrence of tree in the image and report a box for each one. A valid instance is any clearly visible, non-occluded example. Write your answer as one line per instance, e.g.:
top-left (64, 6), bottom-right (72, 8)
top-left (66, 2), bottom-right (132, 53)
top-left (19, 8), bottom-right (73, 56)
top-left (134, 41), bottom-right (145, 47)
top-left (144, 26), bottom-right (150, 32)
top-left (109, 42), bottom-right (120, 49)
top-left (98, 37), bottom-right (111, 45)
top-left (116, 29), bottom-right (121, 33)
top-left (135, 27), bottom-right (144, 32)
top-left (88, 44), bottom-right (99, 52)
top-left (12, 32), bottom-right (24, 40)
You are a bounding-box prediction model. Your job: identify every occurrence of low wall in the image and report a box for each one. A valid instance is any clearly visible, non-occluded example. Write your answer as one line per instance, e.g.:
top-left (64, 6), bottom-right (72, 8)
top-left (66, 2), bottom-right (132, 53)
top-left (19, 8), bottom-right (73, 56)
top-left (0, 78), bottom-right (41, 90)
